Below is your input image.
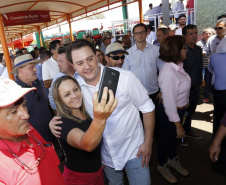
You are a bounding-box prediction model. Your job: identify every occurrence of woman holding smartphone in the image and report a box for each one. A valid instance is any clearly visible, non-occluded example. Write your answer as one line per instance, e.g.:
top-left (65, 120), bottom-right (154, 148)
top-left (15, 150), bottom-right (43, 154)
top-left (52, 75), bottom-right (117, 185)
top-left (156, 36), bottom-right (190, 183)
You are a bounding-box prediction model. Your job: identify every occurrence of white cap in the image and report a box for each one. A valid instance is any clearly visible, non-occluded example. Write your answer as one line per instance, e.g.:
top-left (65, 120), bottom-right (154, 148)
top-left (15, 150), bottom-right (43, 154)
top-left (0, 77), bottom-right (36, 107)
top-left (105, 43), bottom-right (129, 55)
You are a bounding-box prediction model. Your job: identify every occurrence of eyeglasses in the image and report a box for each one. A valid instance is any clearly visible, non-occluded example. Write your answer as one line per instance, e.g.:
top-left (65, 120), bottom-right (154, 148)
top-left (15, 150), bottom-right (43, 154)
top-left (1, 133), bottom-right (46, 172)
top-left (109, 55), bottom-right (125, 60)
top-left (134, 31), bottom-right (147, 36)
top-left (214, 27), bottom-right (224, 31)
top-left (32, 90), bottom-right (40, 101)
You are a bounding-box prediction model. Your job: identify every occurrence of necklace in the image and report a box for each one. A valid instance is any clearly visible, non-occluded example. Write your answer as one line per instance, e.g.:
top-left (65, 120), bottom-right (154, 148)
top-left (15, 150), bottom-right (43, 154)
top-left (0, 134), bottom-right (46, 174)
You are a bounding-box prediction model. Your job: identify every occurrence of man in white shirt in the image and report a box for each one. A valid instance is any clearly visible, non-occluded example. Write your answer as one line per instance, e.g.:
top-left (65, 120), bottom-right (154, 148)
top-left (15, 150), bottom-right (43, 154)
top-left (173, 0), bottom-right (185, 23)
top-left (122, 23), bottom-right (162, 106)
top-left (50, 39), bottom-right (155, 185)
top-left (42, 40), bottom-right (62, 89)
top-left (175, 14), bottom-right (187, 35)
top-left (144, 4), bottom-right (162, 30)
top-left (204, 18), bottom-right (226, 56)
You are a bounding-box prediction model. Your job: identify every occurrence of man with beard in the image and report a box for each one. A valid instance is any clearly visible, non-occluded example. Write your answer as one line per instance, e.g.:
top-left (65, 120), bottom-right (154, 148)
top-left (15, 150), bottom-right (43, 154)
top-left (175, 14), bottom-right (187, 35)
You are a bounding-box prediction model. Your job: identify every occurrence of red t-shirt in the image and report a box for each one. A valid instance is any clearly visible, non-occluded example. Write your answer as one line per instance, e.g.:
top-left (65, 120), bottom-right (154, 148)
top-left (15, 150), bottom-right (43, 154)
top-left (0, 125), bottom-right (65, 185)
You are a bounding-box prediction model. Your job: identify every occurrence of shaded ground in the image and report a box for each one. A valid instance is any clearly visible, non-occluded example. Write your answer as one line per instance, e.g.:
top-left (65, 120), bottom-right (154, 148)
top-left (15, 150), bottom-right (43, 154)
top-left (59, 94), bottom-right (226, 185)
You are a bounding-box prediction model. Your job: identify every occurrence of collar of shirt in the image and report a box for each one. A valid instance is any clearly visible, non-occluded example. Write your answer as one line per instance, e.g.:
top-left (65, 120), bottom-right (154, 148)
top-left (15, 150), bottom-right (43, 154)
top-left (16, 77), bottom-right (38, 88)
top-left (134, 42), bottom-right (149, 51)
top-left (0, 126), bottom-right (34, 154)
top-left (50, 56), bottom-right (58, 64)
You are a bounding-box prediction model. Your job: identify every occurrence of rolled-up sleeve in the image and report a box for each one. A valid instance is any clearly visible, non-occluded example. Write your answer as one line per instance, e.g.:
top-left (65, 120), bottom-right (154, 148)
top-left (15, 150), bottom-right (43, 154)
top-left (126, 71), bottom-right (155, 113)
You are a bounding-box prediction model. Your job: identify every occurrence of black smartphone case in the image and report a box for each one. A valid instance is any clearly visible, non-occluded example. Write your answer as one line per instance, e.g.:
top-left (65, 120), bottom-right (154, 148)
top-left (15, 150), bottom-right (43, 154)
top-left (98, 67), bottom-right (120, 102)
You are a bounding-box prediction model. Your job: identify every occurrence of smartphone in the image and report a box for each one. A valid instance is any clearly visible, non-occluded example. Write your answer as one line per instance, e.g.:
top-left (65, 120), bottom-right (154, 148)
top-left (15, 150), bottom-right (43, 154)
top-left (98, 67), bottom-right (120, 103)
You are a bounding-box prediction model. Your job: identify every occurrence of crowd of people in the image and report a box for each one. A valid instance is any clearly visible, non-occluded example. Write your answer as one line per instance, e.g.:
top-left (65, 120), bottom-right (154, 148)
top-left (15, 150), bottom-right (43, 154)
top-left (0, 8), bottom-right (226, 185)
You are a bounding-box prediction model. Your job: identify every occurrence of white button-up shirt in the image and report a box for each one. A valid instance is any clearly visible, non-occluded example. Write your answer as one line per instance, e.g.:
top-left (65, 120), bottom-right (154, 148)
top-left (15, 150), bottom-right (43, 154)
top-left (173, 0), bottom-right (185, 18)
top-left (77, 64), bottom-right (155, 170)
top-left (144, 6), bottom-right (162, 21)
top-left (122, 43), bottom-right (160, 95)
top-left (42, 56), bottom-right (60, 81)
top-left (204, 35), bottom-right (221, 56)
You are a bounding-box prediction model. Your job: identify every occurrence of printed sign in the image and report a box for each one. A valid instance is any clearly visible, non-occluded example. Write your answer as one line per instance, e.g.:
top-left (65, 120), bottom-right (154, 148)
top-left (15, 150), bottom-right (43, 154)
top-left (2, 11), bottom-right (51, 26)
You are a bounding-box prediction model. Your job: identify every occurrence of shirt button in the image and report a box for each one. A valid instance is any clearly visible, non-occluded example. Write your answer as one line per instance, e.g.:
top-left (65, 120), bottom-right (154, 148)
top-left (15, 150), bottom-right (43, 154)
top-left (22, 144), bottom-right (26, 147)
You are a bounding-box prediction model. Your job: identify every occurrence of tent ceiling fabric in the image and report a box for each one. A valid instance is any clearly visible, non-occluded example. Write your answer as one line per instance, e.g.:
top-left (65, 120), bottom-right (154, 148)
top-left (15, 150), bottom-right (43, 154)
top-left (0, 0), bottom-right (124, 42)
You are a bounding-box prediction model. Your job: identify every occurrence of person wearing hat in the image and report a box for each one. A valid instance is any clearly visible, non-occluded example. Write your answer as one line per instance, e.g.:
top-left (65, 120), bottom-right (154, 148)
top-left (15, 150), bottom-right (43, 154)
top-left (0, 77), bottom-right (65, 185)
top-left (105, 42), bottom-right (128, 68)
top-left (101, 32), bottom-right (113, 54)
top-left (168, 24), bottom-right (178, 36)
top-left (63, 37), bottom-right (72, 47)
top-left (12, 54), bottom-right (54, 143)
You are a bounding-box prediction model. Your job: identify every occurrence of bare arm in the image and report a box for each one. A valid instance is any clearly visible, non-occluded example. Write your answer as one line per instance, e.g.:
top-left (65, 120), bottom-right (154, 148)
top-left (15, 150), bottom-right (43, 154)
top-left (67, 88), bottom-right (117, 152)
top-left (44, 80), bottom-right (52, 89)
top-left (209, 124), bottom-right (226, 162)
top-left (137, 110), bottom-right (155, 168)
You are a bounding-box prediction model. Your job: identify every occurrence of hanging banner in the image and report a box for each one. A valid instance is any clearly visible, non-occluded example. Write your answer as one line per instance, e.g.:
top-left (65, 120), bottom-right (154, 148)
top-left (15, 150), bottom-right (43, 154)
top-left (2, 11), bottom-right (51, 26)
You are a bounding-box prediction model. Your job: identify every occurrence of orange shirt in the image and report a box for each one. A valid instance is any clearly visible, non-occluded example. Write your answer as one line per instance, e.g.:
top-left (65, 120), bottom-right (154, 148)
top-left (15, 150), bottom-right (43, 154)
top-left (0, 126), bottom-right (65, 185)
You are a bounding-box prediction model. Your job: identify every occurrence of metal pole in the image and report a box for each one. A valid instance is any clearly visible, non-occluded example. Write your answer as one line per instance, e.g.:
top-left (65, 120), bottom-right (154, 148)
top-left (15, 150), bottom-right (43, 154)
top-left (162, 0), bottom-right (170, 26)
top-left (138, 0), bottom-right (143, 23)
top-left (67, 15), bottom-right (74, 41)
top-left (0, 14), bottom-right (14, 80)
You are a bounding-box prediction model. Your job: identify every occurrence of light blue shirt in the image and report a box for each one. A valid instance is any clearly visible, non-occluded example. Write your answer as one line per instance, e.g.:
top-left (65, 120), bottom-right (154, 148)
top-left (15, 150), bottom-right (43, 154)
top-left (122, 43), bottom-right (162, 95)
top-left (144, 6), bottom-right (162, 21)
top-left (209, 53), bottom-right (226, 90)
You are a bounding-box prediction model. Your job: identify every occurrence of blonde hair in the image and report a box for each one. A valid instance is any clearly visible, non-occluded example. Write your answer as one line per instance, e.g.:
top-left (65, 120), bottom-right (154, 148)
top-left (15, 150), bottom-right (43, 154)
top-left (52, 76), bottom-right (91, 123)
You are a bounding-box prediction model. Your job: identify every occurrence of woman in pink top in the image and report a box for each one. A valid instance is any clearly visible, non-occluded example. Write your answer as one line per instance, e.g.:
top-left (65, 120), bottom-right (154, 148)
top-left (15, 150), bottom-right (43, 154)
top-left (156, 36), bottom-right (191, 183)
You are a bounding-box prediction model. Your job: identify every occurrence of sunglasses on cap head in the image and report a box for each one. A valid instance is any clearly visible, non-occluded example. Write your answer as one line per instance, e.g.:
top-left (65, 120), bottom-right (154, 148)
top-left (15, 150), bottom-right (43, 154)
top-left (214, 27), bottom-right (224, 31)
top-left (109, 55), bottom-right (125, 60)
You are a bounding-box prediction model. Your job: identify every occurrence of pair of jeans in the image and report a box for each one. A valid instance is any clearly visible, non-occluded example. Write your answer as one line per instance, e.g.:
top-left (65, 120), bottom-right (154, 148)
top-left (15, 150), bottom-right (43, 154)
top-left (213, 90), bottom-right (226, 167)
top-left (203, 68), bottom-right (210, 99)
top-left (156, 103), bottom-right (186, 165)
top-left (183, 87), bottom-right (200, 133)
top-left (103, 156), bottom-right (151, 185)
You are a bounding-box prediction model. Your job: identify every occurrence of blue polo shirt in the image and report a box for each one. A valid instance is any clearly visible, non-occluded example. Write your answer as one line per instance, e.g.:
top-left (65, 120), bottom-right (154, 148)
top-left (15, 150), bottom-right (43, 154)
top-left (15, 77), bottom-right (54, 142)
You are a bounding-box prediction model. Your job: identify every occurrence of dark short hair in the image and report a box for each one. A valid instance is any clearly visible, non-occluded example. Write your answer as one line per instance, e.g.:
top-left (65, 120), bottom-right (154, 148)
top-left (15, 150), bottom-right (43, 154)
top-left (66, 39), bottom-right (96, 64)
top-left (49, 40), bottom-right (61, 55)
top-left (16, 50), bottom-right (23, 56)
top-left (29, 51), bottom-right (36, 59)
top-left (58, 47), bottom-right (66, 54)
top-left (159, 35), bottom-right (186, 64)
top-left (34, 47), bottom-right (38, 51)
top-left (157, 28), bottom-right (169, 35)
top-left (149, 3), bottom-right (152, 7)
top-left (21, 48), bottom-right (27, 51)
top-left (182, 24), bottom-right (197, 36)
top-left (178, 14), bottom-right (186, 20)
top-left (133, 23), bottom-right (147, 34)
top-left (0, 53), bottom-right (3, 63)
top-left (40, 50), bottom-right (51, 61)
top-left (38, 47), bottom-right (46, 54)
top-left (217, 14), bottom-right (226, 20)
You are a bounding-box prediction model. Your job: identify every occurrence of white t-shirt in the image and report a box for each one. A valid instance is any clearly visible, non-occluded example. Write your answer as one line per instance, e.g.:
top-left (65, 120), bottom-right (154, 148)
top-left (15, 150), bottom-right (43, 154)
top-left (42, 56), bottom-right (60, 81)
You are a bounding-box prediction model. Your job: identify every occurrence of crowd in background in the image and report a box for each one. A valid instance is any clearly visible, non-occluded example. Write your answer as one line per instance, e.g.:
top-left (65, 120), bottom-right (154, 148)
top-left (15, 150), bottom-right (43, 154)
top-left (0, 2), bottom-right (226, 184)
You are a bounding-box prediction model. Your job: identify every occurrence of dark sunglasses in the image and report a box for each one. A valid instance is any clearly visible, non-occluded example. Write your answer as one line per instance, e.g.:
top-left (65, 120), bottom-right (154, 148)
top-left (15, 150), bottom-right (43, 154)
top-left (214, 27), bottom-right (224, 31)
top-left (109, 55), bottom-right (125, 60)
